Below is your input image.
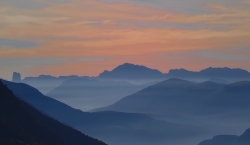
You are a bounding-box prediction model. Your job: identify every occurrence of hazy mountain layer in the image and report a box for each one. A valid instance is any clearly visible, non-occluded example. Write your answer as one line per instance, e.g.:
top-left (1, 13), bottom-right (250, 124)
top-left (21, 64), bottom-right (250, 95)
top-left (94, 79), bottom-right (250, 125)
top-left (22, 75), bottom-right (92, 94)
top-left (1, 79), bottom-right (209, 145)
top-left (47, 78), bottom-right (149, 111)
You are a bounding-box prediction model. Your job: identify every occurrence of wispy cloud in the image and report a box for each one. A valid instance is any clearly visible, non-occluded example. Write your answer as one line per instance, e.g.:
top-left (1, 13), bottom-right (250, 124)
top-left (0, 0), bottom-right (250, 78)
top-left (0, 38), bottom-right (40, 48)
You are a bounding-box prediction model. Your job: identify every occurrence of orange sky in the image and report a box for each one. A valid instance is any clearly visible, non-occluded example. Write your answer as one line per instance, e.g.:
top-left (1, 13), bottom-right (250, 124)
top-left (0, 0), bottom-right (250, 79)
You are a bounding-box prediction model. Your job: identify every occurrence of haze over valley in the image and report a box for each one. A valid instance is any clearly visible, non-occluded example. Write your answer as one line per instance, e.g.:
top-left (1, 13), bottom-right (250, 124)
top-left (1, 0), bottom-right (250, 144)
top-left (1, 63), bottom-right (250, 145)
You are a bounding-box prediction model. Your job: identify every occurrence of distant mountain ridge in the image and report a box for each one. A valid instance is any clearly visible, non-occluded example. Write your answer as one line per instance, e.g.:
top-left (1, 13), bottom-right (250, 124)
top-left (98, 63), bottom-right (250, 80)
top-left (20, 63), bottom-right (250, 81)
top-left (168, 67), bottom-right (250, 78)
top-left (17, 63), bottom-right (250, 95)
top-left (198, 128), bottom-right (250, 145)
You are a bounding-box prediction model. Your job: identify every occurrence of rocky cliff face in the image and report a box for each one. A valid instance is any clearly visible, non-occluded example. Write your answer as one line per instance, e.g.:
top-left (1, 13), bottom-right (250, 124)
top-left (12, 72), bottom-right (21, 82)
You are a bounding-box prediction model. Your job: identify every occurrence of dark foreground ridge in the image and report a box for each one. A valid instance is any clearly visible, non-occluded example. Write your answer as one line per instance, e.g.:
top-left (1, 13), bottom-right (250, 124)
top-left (0, 81), bottom-right (106, 145)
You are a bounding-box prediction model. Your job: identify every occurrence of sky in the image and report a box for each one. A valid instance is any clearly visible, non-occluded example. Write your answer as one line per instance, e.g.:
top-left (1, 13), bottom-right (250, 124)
top-left (0, 0), bottom-right (250, 80)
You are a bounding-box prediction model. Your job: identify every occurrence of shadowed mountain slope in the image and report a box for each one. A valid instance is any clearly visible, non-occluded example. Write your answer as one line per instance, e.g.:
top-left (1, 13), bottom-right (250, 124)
top-left (198, 128), bottom-right (250, 145)
top-left (0, 81), bottom-right (106, 145)
top-left (94, 79), bottom-right (250, 119)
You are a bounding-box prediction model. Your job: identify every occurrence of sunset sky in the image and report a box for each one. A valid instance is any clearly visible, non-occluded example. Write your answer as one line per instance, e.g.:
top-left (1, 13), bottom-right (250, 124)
top-left (1, 0), bottom-right (250, 80)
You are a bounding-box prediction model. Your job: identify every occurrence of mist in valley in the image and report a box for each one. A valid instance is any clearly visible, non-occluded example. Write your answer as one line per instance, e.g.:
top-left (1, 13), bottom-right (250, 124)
top-left (3, 64), bottom-right (250, 145)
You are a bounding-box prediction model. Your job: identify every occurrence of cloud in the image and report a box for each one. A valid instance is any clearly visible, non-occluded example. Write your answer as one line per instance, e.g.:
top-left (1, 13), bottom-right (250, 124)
top-left (0, 38), bottom-right (40, 48)
top-left (0, 0), bottom-right (250, 79)
top-left (0, 57), bottom-right (104, 67)
top-left (0, 0), bottom-right (46, 9)
top-left (0, 0), bottom-right (70, 9)
top-left (193, 49), bottom-right (250, 61)
top-left (102, 0), bottom-right (241, 13)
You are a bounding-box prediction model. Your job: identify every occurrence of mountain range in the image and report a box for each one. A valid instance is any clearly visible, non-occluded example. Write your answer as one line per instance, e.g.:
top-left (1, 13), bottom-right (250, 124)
top-left (168, 67), bottom-right (250, 78)
top-left (4, 63), bottom-right (250, 145)
top-left (99, 63), bottom-right (250, 81)
top-left (0, 81), bottom-right (106, 145)
top-left (1, 79), bottom-right (209, 145)
top-left (19, 63), bottom-right (250, 94)
top-left (21, 64), bottom-right (250, 82)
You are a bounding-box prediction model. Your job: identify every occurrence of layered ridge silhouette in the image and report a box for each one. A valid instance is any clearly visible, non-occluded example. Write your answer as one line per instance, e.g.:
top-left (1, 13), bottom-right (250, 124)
top-left (1, 79), bottom-right (208, 145)
top-left (47, 78), bottom-right (150, 111)
top-left (94, 79), bottom-right (250, 121)
top-left (99, 63), bottom-right (250, 80)
top-left (20, 63), bottom-right (250, 95)
top-left (0, 81), bottom-right (106, 145)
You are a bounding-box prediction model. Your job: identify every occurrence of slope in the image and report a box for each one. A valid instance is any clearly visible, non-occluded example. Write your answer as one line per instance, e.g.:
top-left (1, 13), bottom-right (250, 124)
top-left (0, 81), bottom-right (106, 145)
top-left (94, 78), bottom-right (250, 123)
top-left (198, 128), bottom-right (250, 145)
top-left (1, 79), bottom-right (209, 145)
top-left (47, 78), bottom-right (147, 111)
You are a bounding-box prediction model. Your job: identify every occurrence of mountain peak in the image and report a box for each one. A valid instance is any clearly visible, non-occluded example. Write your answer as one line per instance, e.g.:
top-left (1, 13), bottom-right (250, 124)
top-left (114, 63), bottom-right (151, 71)
top-left (99, 63), bottom-right (165, 79)
top-left (152, 78), bottom-right (193, 88)
top-left (122, 62), bottom-right (136, 66)
top-left (12, 72), bottom-right (21, 82)
top-left (241, 128), bottom-right (250, 140)
top-left (168, 68), bottom-right (195, 77)
top-left (169, 68), bottom-right (189, 72)
top-left (199, 128), bottom-right (250, 145)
